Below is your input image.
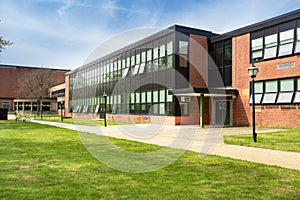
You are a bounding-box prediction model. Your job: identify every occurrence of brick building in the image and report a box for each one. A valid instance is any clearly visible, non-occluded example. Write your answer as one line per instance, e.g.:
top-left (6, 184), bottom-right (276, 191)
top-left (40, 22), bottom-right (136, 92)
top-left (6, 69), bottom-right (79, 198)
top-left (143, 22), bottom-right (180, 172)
top-left (66, 9), bottom-right (300, 127)
top-left (0, 64), bottom-right (69, 113)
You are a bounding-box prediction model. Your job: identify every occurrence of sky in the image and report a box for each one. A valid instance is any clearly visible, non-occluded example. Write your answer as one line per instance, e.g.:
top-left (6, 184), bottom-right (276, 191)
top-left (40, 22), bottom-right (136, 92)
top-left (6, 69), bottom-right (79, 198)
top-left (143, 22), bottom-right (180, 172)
top-left (0, 0), bottom-right (299, 70)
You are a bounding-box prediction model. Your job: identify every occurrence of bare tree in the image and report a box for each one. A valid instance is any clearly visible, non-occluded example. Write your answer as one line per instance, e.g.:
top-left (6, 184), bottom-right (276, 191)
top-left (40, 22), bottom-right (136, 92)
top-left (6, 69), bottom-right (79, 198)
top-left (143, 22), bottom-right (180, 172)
top-left (0, 20), bottom-right (13, 53)
top-left (18, 68), bottom-right (58, 115)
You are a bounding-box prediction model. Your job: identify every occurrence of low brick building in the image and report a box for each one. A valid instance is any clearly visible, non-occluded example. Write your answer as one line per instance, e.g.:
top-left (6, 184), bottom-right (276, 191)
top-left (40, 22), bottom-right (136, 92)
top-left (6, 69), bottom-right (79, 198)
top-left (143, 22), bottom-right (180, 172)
top-left (0, 64), bottom-right (69, 114)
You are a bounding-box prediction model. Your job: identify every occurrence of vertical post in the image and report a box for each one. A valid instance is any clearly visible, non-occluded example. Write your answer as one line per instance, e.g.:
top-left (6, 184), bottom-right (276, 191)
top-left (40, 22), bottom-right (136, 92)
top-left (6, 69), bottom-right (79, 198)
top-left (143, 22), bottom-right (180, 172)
top-left (104, 94), bottom-right (107, 127)
top-left (200, 93), bottom-right (205, 128)
top-left (60, 101), bottom-right (63, 122)
top-left (251, 79), bottom-right (257, 143)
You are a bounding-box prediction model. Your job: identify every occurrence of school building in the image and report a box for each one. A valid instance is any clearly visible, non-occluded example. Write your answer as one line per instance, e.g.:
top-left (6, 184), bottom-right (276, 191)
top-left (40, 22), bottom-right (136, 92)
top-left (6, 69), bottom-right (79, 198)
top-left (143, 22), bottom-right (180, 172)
top-left (65, 9), bottom-right (300, 127)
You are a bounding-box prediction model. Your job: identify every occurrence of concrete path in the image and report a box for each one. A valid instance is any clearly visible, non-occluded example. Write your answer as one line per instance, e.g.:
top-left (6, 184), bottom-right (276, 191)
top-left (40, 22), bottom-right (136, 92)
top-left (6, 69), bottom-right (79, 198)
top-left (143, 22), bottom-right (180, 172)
top-left (33, 120), bottom-right (300, 171)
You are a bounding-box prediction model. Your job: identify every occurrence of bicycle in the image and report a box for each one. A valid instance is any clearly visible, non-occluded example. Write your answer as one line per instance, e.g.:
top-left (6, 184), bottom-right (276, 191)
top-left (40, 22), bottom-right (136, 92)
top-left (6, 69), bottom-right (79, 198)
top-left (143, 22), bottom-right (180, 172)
top-left (16, 116), bottom-right (31, 122)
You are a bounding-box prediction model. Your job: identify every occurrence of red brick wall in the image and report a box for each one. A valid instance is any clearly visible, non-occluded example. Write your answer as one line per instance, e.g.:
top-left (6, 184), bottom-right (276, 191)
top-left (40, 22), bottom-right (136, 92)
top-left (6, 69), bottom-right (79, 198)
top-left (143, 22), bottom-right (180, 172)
top-left (232, 33), bottom-right (300, 127)
top-left (0, 66), bottom-right (67, 99)
top-left (189, 34), bottom-right (208, 88)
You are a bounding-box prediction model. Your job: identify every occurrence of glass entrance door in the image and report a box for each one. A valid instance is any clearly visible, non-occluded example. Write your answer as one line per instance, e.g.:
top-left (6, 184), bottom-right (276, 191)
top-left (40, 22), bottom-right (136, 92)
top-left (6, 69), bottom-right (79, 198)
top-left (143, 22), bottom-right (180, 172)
top-left (214, 100), bottom-right (231, 126)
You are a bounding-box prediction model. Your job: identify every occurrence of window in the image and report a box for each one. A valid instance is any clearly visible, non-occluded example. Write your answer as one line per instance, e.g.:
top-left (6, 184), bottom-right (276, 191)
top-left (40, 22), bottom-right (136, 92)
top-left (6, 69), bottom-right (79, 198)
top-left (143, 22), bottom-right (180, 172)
top-left (277, 79), bottom-right (294, 103)
top-left (122, 68), bottom-right (130, 78)
top-left (262, 80), bottom-right (278, 104)
top-left (249, 82), bottom-right (263, 104)
top-left (251, 38), bottom-right (263, 61)
top-left (132, 64), bottom-right (140, 75)
top-left (138, 63), bottom-right (146, 74)
top-left (2, 102), bottom-right (10, 111)
top-left (179, 102), bottom-right (189, 115)
top-left (179, 41), bottom-right (188, 67)
top-left (295, 28), bottom-right (300, 53)
top-left (264, 34), bottom-right (278, 59)
top-left (294, 78), bottom-right (300, 103)
top-left (278, 29), bottom-right (294, 56)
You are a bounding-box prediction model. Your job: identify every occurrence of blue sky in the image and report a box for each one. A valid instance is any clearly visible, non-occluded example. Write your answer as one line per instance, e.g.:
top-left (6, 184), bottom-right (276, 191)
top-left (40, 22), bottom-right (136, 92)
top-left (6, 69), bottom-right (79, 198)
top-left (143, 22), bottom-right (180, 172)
top-left (0, 0), bottom-right (299, 69)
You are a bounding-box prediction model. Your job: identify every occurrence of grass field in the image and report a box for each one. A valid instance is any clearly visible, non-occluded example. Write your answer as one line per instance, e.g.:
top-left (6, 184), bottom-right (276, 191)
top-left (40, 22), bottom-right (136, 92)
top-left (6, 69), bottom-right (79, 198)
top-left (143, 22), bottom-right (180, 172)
top-left (1, 121), bottom-right (300, 199)
top-left (224, 128), bottom-right (300, 153)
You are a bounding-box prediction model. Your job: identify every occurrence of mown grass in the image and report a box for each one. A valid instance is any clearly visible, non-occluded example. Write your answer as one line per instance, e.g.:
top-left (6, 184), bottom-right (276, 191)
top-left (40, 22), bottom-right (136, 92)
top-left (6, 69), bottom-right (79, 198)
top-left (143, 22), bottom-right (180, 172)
top-left (0, 121), bottom-right (300, 199)
top-left (224, 128), bottom-right (300, 153)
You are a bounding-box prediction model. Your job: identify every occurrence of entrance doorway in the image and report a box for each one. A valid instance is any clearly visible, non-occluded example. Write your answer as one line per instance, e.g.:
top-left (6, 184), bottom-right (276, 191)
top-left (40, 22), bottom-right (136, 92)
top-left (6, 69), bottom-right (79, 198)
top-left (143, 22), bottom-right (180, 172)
top-left (213, 100), bottom-right (231, 126)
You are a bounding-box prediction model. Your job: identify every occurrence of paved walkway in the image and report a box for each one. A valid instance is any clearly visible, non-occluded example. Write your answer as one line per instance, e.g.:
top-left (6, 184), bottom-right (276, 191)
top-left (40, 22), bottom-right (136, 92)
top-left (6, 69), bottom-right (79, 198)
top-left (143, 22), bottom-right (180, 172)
top-left (33, 120), bottom-right (300, 171)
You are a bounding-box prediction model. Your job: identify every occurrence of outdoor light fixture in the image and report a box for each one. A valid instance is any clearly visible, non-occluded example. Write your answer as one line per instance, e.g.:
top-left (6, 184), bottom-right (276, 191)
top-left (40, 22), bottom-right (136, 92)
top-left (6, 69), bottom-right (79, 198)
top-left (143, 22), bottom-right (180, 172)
top-left (248, 64), bottom-right (259, 142)
top-left (103, 92), bottom-right (107, 127)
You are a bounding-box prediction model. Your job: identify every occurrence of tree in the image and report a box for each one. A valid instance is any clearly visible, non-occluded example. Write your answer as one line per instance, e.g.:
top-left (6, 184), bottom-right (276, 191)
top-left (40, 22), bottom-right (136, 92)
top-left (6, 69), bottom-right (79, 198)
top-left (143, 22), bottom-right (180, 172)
top-left (17, 68), bottom-right (58, 115)
top-left (0, 20), bottom-right (13, 53)
top-left (0, 36), bottom-right (13, 53)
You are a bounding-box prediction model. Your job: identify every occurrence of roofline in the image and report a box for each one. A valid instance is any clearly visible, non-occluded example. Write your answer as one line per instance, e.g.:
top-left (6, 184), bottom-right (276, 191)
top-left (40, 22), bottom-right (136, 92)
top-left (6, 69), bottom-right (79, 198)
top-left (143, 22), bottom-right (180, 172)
top-left (70, 25), bottom-right (217, 74)
top-left (0, 64), bottom-right (70, 72)
top-left (210, 9), bottom-right (300, 43)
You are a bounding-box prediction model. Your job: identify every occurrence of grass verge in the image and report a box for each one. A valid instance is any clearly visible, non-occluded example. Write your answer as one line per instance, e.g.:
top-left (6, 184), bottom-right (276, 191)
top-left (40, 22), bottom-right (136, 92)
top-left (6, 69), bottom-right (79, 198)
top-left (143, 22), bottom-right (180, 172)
top-left (1, 121), bottom-right (300, 199)
top-left (224, 128), bottom-right (300, 153)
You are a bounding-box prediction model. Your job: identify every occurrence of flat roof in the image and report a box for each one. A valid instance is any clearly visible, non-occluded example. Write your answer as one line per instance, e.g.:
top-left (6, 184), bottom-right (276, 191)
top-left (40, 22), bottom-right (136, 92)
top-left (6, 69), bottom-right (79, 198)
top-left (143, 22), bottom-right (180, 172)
top-left (0, 64), bottom-right (70, 72)
top-left (211, 9), bottom-right (300, 42)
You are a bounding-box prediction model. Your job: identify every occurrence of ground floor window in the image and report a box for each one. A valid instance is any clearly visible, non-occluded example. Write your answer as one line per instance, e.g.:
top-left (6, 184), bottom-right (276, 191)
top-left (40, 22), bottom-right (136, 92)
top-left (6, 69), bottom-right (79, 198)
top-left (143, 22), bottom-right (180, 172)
top-left (2, 102), bottom-right (10, 111)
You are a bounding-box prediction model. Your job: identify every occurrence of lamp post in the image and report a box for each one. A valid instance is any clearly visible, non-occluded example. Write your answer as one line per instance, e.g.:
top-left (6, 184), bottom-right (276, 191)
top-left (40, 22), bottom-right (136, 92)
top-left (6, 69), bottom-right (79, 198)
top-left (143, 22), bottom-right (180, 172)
top-left (60, 100), bottom-right (64, 122)
top-left (248, 64), bottom-right (259, 143)
top-left (103, 92), bottom-right (107, 127)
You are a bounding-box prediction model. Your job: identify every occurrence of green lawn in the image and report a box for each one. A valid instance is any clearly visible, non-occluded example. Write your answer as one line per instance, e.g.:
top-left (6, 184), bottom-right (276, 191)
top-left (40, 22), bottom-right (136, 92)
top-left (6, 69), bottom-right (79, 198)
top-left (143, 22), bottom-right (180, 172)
top-left (224, 129), bottom-right (300, 153)
top-left (1, 121), bottom-right (300, 199)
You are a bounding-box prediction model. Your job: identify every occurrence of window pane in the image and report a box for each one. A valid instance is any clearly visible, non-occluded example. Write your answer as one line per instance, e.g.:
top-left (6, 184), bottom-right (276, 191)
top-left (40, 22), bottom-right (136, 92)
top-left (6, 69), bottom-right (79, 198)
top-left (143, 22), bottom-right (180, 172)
top-left (251, 38), bottom-right (263, 50)
top-left (122, 68), bottom-right (129, 78)
top-left (293, 91), bottom-right (300, 103)
top-left (130, 93), bottom-right (135, 103)
top-left (179, 102), bottom-right (189, 115)
top-left (147, 91), bottom-right (152, 103)
top-left (262, 93), bottom-right (277, 104)
top-left (280, 79), bottom-right (294, 91)
top-left (249, 94), bottom-right (263, 104)
top-left (277, 92), bottom-right (293, 103)
top-left (278, 43), bottom-right (293, 56)
top-left (280, 29), bottom-right (294, 44)
top-left (252, 50), bottom-right (263, 59)
top-left (179, 41), bottom-right (188, 54)
top-left (297, 28), bottom-right (300, 40)
top-left (264, 47), bottom-right (277, 59)
top-left (167, 55), bottom-right (173, 68)
top-left (135, 93), bottom-right (140, 103)
top-left (132, 64), bottom-right (140, 75)
top-left (153, 47), bottom-right (159, 59)
top-left (167, 41), bottom-right (173, 55)
top-left (147, 49), bottom-right (152, 61)
top-left (295, 41), bottom-right (300, 53)
top-left (265, 34), bottom-right (278, 47)
top-left (265, 80), bottom-right (278, 92)
top-left (298, 78), bottom-right (300, 90)
top-left (159, 103), bottom-right (166, 115)
top-left (141, 52), bottom-right (146, 63)
top-left (136, 53), bottom-right (140, 64)
top-left (141, 92), bottom-right (146, 103)
top-left (131, 55), bottom-right (135, 66)
top-left (159, 90), bottom-right (165, 102)
top-left (167, 90), bottom-right (173, 102)
top-left (153, 91), bottom-right (158, 102)
top-left (160, 44), bottom-right (166, 57)
top-left (255, 82), bottom-right (263, 93)
top-left (138, 63), bottom-right (146, 74)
